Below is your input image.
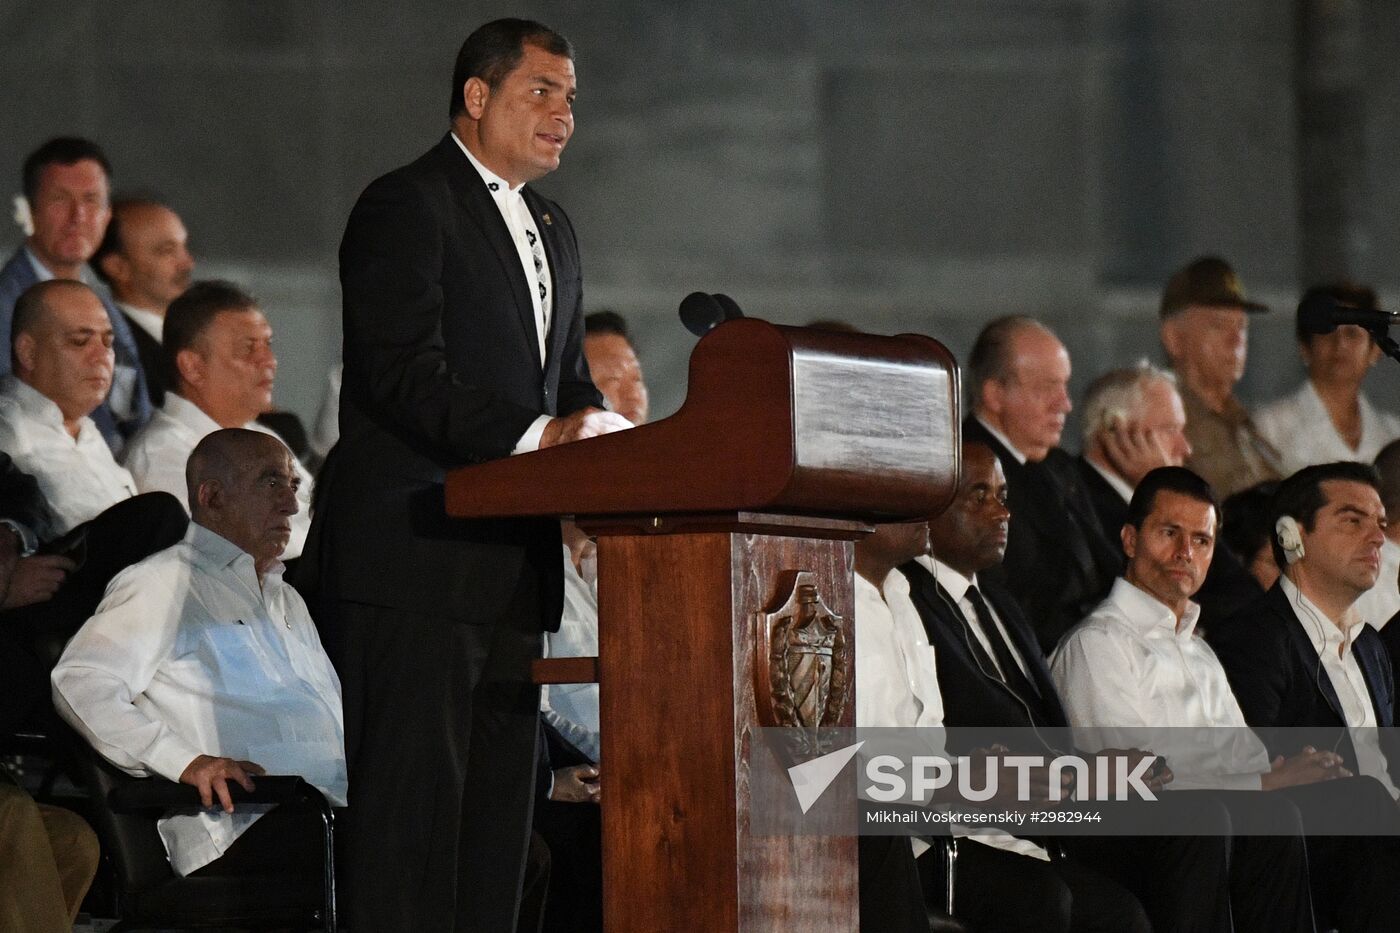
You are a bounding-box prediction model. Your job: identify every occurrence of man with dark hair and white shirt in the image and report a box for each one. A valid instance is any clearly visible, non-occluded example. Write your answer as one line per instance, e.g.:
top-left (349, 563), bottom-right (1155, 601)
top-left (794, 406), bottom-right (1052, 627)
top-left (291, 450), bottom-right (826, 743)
top-left (0, 280), bottom-right (137, 535)
top-left (122, 280), bottom-right (314, 559)
top-left (53, 429), bottom-right (345, 879)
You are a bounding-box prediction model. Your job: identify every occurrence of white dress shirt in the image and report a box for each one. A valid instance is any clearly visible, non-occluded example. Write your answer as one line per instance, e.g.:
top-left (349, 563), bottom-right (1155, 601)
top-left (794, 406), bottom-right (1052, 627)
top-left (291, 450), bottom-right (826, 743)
top-left (52, 522), bottom-right (347, 876)
top-left (542, 544), bottom-right (600, 762)
top-left (121, 393), bottom-right (314, 559)
top-left (1051, 578), bottom-right (1271, 790)
top-left (856, 569), bottom-right (1047, 860)
top-left (117, 301), bottom-right (164, 344)
top-left (1255, 380), bottom-right (1400, 475)
top-left (914, 555), bottom-right (1034, 681)
top-left (451, 133), bottom-right (554, 454)
top-left (0, 375), bottom-right (136, 537)
top-left (1279, 575), bottom-right (1400, 799)
top-left (1354, 537), bottom-right (1400, 629)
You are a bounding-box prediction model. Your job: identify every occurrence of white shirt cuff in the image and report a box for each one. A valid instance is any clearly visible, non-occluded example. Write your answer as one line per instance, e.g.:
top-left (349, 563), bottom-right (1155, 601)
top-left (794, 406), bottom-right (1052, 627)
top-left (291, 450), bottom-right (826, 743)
top-left (0, 519), bottom-right (37, 556)
top-left (511, 415), bottom-right (553, 455)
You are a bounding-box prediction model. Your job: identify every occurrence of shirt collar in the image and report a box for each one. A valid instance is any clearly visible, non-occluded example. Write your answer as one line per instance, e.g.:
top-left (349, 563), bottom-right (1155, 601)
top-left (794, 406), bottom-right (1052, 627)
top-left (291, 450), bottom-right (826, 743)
top-left (163, 392), bottom-right (224, 433)
top-left (2, 374), bottom-right (76, 431)
top-left (118, 302), bottom-right (164, 343)
top-left (1279, 574), bottom-right (1366, 656)
top-left (451, 131), bottom-right (523, 197)
top-left (915, 554), bottom-right (977, 604)
top-left (187, 521), bottom-right (287, 580)
top-left (24, 247), bottom-right (54, 282)
top-left (1108, 576), bottom-right (1201, 638)
top-left (974, 416), bottom-right (1028, 465)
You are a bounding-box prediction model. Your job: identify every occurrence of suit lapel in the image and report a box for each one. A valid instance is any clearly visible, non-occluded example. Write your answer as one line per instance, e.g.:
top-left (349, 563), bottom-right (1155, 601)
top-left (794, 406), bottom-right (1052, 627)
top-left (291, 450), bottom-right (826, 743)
top-left (1274, 587), bottom-right (1348, 721)
top-left (439, 135), bottom-right (542, 370)
top-left (1355, 632), bottom-right (1395, 727)
top-left (985, 586), bottom-right (1069, 726)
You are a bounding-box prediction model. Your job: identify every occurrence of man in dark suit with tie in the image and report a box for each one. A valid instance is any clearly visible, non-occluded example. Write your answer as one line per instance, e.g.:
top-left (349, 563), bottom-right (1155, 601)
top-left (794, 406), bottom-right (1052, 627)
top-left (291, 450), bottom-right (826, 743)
top-left (902, 441), bottom-right (1311, 933)
top-left (308, 19), bottom-right (629, 932)
top-left (962, 316), bottom-right (1120, 653)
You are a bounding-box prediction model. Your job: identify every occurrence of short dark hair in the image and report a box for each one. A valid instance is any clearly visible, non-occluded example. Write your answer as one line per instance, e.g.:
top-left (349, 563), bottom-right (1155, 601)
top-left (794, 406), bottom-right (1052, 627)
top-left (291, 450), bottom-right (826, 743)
top-left (966, 315), bottom-right (1045, 409)
top-left (448, 19), bottom-right (573, 118)
top-left (164, 280), bottom-right (258, 389)
top-left (10, 280), bottom-right (98, 369)
top-left (1220, 481), bottom-right (1279, 566)
top-left (1296, 283), bottom-right (1380, 345)
top-left (585, 310), bottom-right (630, 341)
top-left (1269, 461), bottom-right (1382, 568)
top-left (1125, 466), bottom-right (1220, 531)
top-left (91, 196), bottom-right (167, 284)
top-left (22, 137), bottom-right (111, 201)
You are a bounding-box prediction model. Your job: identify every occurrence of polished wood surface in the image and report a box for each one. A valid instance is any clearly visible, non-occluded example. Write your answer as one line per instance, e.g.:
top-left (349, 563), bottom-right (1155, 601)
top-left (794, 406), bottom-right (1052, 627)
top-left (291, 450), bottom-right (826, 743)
top-left (445, 320), bottom-right (960, 521)
top-left (596, 520), bottom-right (859, 933)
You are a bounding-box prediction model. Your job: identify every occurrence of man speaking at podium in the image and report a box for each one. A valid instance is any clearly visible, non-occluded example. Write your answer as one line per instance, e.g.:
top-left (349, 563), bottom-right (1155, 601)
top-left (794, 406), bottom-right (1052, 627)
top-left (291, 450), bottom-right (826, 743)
top-left (309, 18), bottom-right (629, 932)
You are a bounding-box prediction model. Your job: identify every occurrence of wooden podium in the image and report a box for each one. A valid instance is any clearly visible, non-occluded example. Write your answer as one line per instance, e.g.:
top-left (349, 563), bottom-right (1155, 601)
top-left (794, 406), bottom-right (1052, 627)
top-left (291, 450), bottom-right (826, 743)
top-left (445, 319), bottom-right (959, 931)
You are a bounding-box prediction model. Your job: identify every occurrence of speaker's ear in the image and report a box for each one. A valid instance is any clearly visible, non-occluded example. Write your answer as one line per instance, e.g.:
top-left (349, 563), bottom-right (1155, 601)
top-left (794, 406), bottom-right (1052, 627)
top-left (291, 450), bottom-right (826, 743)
top-left (1276, 515), bottom-right (1306, 564)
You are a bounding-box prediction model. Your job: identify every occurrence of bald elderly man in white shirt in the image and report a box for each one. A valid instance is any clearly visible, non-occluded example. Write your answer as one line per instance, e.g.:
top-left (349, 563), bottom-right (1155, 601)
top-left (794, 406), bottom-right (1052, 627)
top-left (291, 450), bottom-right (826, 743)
top-left (54, 429), bottom-right (344, 878)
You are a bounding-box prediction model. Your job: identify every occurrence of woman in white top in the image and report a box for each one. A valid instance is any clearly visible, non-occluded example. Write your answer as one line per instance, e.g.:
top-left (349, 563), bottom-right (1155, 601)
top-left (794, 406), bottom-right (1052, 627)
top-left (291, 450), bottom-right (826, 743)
top-left (1256, 284), bottom-right (1400, 474)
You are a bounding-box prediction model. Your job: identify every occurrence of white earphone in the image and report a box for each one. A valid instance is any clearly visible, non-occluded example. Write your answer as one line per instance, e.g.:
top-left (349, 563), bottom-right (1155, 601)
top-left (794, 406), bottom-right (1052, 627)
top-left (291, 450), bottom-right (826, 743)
top-left (1275, 515), bottom-right (1306, 564)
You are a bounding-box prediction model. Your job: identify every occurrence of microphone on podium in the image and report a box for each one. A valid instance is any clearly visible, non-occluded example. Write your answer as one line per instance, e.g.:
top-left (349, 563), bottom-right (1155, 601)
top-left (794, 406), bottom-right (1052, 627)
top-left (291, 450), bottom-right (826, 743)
top-left (678, 292), bottom-right (746, 336)
top-left (1298, 292), bottom-right (1400, 335)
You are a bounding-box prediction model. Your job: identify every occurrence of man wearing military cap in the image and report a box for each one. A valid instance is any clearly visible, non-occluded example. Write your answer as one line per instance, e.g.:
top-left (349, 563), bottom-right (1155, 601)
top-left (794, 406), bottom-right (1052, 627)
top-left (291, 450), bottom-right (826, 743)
top-left (1158, 256), bottom-right (1283, 497)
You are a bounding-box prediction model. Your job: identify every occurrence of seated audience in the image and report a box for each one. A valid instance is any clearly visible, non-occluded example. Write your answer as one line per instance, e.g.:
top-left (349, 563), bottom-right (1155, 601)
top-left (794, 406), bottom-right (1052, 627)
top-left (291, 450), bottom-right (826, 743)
top-left (1054, 466), bottom-right (1400, 932)
top-left (0, 280), bottom-right (137, 534)
top-left (1256, 285), bottom-right (1400, 474)
top-left (904, 441), bottom-right (1299, 933)
top-left (1159, 256), bottom-right (1282, 497)
top-left (91, 196), bottom-right (195, 407)
top-left (53, 429), bottom-right (346, 878)
top-left (855, 514), bottom-right (1152, 933)
top-left (1356, 440), bottom-right (1400, 628)
top-left (583, 310), bottom-right (649, 426)
top-left (1209, 462), bottom-right (1399, 796)
top-left (0, 137), bottom-right (151, 449)
top-left (122, 280), bottom-right (315, 558)
top-left (963, 315), bottom-right (1120, 652)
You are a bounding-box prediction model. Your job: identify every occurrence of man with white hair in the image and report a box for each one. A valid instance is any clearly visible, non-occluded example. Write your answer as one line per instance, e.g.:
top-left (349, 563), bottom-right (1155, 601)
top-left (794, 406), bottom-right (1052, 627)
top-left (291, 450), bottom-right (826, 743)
top-left (1076, 361), bottom-right (1192, 545)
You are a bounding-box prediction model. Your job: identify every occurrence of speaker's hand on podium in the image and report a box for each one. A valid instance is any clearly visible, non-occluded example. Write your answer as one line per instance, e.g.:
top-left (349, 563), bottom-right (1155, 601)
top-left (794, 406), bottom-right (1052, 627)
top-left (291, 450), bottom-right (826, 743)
top-left (540, 407), bottom-right (632, 448)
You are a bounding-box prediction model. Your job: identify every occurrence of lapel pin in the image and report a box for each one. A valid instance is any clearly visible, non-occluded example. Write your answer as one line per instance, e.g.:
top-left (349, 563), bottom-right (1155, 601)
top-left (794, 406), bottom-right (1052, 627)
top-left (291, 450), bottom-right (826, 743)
top-left (542, 212), bottom-right (552, 226)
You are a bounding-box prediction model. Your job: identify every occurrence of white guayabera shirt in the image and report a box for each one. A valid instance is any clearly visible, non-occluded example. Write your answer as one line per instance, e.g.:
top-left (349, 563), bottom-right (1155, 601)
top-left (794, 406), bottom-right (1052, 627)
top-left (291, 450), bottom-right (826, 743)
top-left (53, 523), bottom-right (347, 875)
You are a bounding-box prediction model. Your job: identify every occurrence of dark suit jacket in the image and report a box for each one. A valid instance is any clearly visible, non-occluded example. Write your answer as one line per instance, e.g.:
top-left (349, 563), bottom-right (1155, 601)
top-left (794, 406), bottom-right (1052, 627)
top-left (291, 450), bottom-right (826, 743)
top-left (964, 417), bottom-right (1120, 653)
top-left (900, 559), bottom-right (1070, 738)
top-left (123, 312), bottom-right (166, 407)
top-left (1208, 583), bottom-right (1397, 778)
top-left (309, 134), bottom-right (602, 626)
top-left (1076, 455), bottom-right (1129, 549)
top-left (0, 451), bottom-right (52, 536)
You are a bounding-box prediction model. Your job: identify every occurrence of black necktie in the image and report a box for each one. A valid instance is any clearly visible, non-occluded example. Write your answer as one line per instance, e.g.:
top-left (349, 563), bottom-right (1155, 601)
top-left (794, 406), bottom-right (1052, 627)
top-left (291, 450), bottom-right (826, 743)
top-left (965, 584), bottom-right (1042, 706)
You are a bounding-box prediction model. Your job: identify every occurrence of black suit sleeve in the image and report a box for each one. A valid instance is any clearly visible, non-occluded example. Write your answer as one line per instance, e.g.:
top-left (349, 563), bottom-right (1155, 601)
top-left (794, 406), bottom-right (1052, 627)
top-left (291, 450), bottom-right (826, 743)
top-left (339, 173), bottom-right (545, 464)
top-left (1208, 612), bottom-right (1289, 731)
top-left (0, 452), bottom-right (47, 534)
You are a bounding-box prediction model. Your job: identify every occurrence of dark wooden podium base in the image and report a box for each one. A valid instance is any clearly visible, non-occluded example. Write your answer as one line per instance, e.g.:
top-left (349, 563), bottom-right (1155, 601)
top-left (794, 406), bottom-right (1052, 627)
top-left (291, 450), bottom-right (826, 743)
top-left (541, 513), bottom-right (867, 932)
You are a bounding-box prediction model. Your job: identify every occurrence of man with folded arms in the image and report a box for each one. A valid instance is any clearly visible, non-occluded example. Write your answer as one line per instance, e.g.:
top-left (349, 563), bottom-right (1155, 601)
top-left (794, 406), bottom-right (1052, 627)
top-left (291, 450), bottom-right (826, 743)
top-left (52, 429), bottom-right (345, 877)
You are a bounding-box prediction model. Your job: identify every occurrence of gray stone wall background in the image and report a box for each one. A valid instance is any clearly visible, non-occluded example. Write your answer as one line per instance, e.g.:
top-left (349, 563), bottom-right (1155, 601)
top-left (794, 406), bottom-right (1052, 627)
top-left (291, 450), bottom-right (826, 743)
top-left (4, 0), bottom-right (1400, 442)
